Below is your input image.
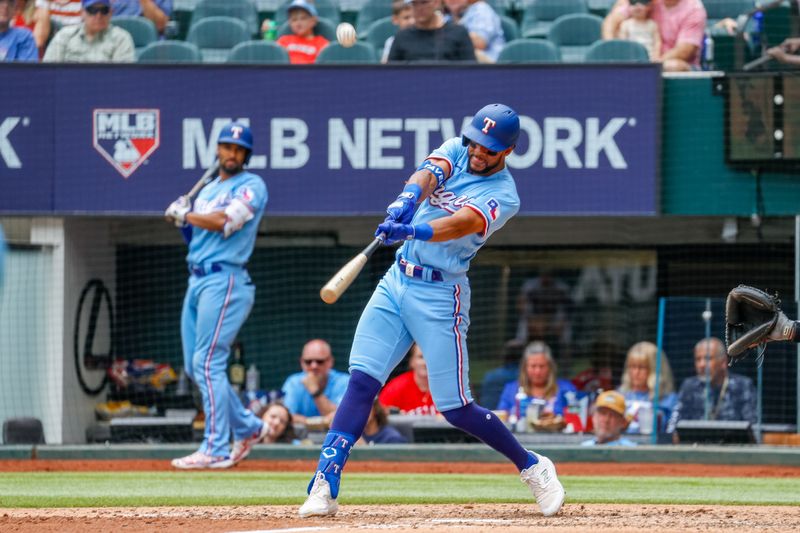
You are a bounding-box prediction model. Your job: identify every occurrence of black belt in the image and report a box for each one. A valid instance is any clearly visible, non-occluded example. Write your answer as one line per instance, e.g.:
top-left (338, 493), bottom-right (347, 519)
top-left (398, 257), bottom-right (444, 282)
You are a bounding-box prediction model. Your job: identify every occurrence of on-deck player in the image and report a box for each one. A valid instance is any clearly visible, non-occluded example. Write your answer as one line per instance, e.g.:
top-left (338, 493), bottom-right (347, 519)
top-left (165, 122), bottom-right (269, 469)
top-left (299, 103), bottom-right (566, 517)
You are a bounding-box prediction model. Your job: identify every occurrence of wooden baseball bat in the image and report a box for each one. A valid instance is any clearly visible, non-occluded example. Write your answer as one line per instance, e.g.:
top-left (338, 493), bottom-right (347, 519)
top-left (320, 235), bottom-right (385, 304)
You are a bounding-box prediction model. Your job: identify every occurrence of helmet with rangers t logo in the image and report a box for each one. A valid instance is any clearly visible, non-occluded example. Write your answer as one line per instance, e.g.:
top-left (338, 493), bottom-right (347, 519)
top-left (217, 121), bottom-right (253, 163)
top-left (461, 103), bottom-right (520, 152)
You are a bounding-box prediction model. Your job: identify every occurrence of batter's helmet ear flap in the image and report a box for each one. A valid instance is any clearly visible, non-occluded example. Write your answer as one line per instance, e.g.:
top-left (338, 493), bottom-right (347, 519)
top-left (461, 103), bottom-right (520, 152)
top-left (218, 122), bottom-right (254, 164)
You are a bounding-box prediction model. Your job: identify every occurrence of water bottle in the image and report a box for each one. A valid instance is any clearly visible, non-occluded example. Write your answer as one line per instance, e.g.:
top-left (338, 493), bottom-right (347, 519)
top-left (262, 19), bottom-right (277, 41)
top-left (514, 387), bottom-right (528, 433)
top-left (701, 33), bottom-right (714, 70)
top-left (246, 363), bottom-right (260, 392)
top-left (752, 10), bottom-right (764, 53)
top-left (176, 366), bottom-right (189, 395)
top-left (229, 341), bottom-right (245, 393)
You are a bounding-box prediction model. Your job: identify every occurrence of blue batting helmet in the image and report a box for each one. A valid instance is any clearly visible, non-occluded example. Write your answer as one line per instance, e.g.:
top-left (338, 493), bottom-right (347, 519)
top-left (218, 122), bottom-right (253, 163)
top-left (461, 103), bottom-right (520, 152)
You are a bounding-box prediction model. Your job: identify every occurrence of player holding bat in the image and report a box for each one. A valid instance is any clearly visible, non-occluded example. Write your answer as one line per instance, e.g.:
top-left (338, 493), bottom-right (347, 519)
top-left (165, 122), bottom-right (269, 469)
top-left (299, 104), bottom-right (565, 517)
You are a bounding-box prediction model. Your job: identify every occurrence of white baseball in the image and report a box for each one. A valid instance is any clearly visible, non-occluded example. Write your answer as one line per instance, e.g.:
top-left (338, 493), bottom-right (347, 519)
top-left (336, 22), bottom-right (357, 48)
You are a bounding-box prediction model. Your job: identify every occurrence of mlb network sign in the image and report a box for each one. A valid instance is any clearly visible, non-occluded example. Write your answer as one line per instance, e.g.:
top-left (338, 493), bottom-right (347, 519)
top-left (93, 109), bottom-right (160, 178)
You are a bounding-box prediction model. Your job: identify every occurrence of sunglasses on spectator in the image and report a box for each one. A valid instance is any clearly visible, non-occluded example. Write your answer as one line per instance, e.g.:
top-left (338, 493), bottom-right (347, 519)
top-left (302, 358), bottom-right (329, 366)
top-left (86, 5), bottom-right (111, 15)
top-left (465, 138), bottom-right (498, 156)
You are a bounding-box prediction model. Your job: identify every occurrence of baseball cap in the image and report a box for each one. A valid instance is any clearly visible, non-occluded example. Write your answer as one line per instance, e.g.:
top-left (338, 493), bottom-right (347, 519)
top-left (287, 0), bottom-right (318, 17)
top-left (594, 390), bottom-right (627, 417)
top-left (82, 0), bottom-right (111, 7)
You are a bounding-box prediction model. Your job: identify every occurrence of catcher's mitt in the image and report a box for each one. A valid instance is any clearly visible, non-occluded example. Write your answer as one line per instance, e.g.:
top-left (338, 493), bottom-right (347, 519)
top-left (725, 285), bottom-right (784, 366)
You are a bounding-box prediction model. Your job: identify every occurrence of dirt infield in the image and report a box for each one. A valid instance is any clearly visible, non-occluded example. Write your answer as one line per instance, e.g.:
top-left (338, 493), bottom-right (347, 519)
top-left (2, 460), bottom-right (799, 532)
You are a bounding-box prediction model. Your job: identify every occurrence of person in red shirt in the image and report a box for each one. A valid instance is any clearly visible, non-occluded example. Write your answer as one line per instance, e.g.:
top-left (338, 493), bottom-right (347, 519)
top-left (275, 0), bottom-right (328, 65)
top-left (378, 344), bottom-right (437, 416)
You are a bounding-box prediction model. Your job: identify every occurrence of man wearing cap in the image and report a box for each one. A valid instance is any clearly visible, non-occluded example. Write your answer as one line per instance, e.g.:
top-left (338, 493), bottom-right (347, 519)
top-left (0, 0), bottom-right (38, 61)
top-left (275, 0), bottom-right (328, 64)
top-left (582, 390), bottom-right (637, 446)
top-left (43, 0), bottom-right (134, 62)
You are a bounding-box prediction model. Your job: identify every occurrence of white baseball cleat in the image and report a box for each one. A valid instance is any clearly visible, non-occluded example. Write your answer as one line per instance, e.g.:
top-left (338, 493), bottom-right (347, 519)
top-left (520, 451), bottom-right (565, 516)
top-left (298, 472), bottom-right (339, 518)
top-left (231, 422), bottom-right (269, 465)
top-left (171, 451), bottom-right (233, 470)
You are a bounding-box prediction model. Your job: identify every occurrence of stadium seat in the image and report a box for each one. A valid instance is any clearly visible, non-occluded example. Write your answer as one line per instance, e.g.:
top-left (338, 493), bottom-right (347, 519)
top-left (496, 38), bottom-right (561, 63)
top-left (112, 16), bottom-right (157, 57)
top-left (583, 39), bottom-right (650, 62)
top-left (137, 41), bottom-right (202, 63)
top-left (315, 42), bottom-right (378, 63)
top-left (586, 0), bottom-right (616, 17)
top-left (547, 13), bottom-right (603, 63)
top-left (3, 417), bottom-right (45, 444)
top-left (274, 0), bottom-right (341, 27)
top-left (521, 0), bottom-right (588, 39)
top-left (364, 16), bottom-right (397, 56)
top-left (703, 0), bottom-right (755, 33)
top-left (356, 0), bottom-right (393, 36)
top-left (277, 17), bottom-right (337, 42)
top-left (499, 15), bottom-right (520, 43)
top-left (189, 0), bottom-right (260, 37)
top-left (227, 40), bottom-right (291, 63)
top-left (187, 17), bottom-right (252, 63)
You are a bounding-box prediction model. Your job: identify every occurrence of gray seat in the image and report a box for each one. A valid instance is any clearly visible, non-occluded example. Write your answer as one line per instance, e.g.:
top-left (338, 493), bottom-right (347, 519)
top-left (499, 15), bottom-right (519, 43)
top-left (187, 16), bottom-right (252, 63)
top-left (274, 0), bottom-right (341, 26)
top-left (227, 40), bottom-right (290, 63)
top-left (356, 0), bottom-right (392, 36)
top-left (497, 38), bottom-right (561, 63)
top-left (189, 0), bottom-right (260, 37)
top-left (521, 0), bottom-right (588, 39)
top-left (586, 0), bottom-right (616, 17)
top-left (315, 41), bottom-right (377, 63)
top-left (111, 16), bottom-right (157, 57)
top-left (3, 417), bottom-right (45, 444)
top-left (547, 13), bottom-right (603, 63)
top-left (137, 40), bottom-right (202, 63)
top-left (584, 39), bottom-right (650, 62)
top-left (364, 16), bottom-right (397, 56)
top-left (277, 17), bottom-right (337, 41)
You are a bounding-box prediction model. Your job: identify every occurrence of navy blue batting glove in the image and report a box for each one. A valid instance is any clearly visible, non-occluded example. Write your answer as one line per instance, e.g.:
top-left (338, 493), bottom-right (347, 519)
top-left (376, 221), bottom-right (415, 245)
top-left (385, 184), bottom-right (421, 224)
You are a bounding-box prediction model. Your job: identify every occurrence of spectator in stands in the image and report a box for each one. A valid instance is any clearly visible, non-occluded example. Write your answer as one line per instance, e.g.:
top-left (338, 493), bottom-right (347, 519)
top-left (36, 0), bottom-right (82, 28)
top-left (388, 0), bottom-right (475, 62)
top-left (275, 0), bottom-right (328, 64)
top-left (618, 341), bottom-right (677, 434)
top-left (571, 339), bottom-right (619, 395)
top-left (616, 0), bottom-right (661, 61)
top-left (110, 0), bottom-right (172, 35)
top-left (257, 402), bottom-right (298, 444)
top-left (381, 0), bottom-right (414, 63)
top-left (515, 270), bottom-right (573, 368)
top-left (362, 399), bottom-right (409, 444)
top-left (12, 0), bottom-right (49, 51)
top-left (1, 0), bottom-right (38, 60)
top-left (281, 339), bottom-right (349, 424)
top-left (43, 0), bottom-right (134, 62)
top-left (379, 343), bottom-right (437, 415)
top-left (442, 0), bottom-right (504, 63)
top-left (480, 339), bottom-right (524, 411)
top-left (581, 390), bottom-right (637, 446)
top-left (496, 341), bottom-right (577, 428)
top-left (667, 337), bottom-right (756, 437)
top-left (767, 37), bottom-right (800, 67)
top-left (602, 0), bottom-right (707, 71)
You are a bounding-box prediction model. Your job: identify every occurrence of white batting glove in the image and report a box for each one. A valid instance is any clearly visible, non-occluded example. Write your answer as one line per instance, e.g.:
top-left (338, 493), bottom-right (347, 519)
top-left (165, 196), bottom-right (191, 227)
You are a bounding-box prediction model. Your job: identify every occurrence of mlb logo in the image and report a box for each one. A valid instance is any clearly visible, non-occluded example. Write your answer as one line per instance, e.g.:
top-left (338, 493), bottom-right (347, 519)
top-left (93, 109), bottom-right (160, 178)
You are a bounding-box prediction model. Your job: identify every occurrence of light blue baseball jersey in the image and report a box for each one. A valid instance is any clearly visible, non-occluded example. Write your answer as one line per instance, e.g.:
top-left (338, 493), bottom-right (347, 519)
top-left (187, 171), bottom-right (267, 267)
top-left (399, 137), bottom-right (520, 275)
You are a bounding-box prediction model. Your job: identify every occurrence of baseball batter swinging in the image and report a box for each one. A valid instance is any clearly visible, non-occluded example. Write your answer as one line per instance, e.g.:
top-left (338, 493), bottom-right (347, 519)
top-left (165, 122), bottom-right (268, 469)
top-left (299, 104), bottom-right (566, 517)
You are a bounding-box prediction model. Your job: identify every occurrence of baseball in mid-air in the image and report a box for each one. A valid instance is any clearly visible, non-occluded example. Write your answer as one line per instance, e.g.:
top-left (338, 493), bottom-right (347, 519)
top-left (336, 22), bottom-right (357, 48)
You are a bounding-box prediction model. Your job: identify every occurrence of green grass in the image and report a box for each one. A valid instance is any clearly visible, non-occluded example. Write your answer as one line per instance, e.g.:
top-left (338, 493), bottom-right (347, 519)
top-left (1, 473), bottom-right (798, 508)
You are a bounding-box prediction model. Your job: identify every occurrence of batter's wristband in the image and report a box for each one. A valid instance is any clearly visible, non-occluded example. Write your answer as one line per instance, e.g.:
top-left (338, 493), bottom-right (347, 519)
top-left (400, 183), bottom-right (422, 201)
top-left (413, 223), bottom-right (434, 241)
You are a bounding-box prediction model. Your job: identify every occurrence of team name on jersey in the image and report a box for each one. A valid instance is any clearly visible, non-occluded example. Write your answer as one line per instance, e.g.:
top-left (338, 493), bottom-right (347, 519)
top-left (427, 184), bottom-right (471, 214)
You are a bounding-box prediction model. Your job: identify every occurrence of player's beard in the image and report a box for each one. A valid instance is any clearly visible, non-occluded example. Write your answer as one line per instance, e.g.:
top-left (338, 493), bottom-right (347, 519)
top-left (469, 157), bottom-right (503, 176)
top-left (221, 159), bottom-right (244, 176)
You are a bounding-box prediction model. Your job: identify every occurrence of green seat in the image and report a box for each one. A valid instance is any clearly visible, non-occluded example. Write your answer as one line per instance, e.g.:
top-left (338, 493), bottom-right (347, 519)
top-left (189, 0), bottom-right (260, 37)
top-left (277, 17), bottom-right (337, 41)
top-left (521, 0), bottom-right (588, 39)
top-left (138, 41), bottom-right (202, 63)
top-left (584, 39), bottom-right (649, 63)
top-left (499, 15), bottom-right (519, 43)
top-left (112, 16), bottom-right (157, 56)
top-left (547, 13), bottom-right (602, 63)
top-left (315, 41), bottom-right (377, 63)
top-left (586, 0), bottom-right (616, 17)
top-left (496, 38), bottom-right (560, 63)
top-left (364, 16), bottom-right (397, 56)
top-left (703, 0), bottom-right (754, 30)
top-left (227, 40), bottom-right (291, 63)
top-left (274, 0), bottom-right (341, 26)
top-left (187, 16), bottom-right (252, 63)
top-left (356, 0), bottom-right (392, 36)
